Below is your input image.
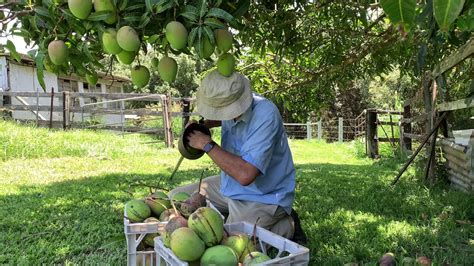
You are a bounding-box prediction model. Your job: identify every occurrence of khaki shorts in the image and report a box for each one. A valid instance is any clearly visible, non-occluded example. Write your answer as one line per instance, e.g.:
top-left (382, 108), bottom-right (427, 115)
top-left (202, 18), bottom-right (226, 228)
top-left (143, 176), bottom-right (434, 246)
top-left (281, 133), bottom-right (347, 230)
top-left (169, 175), bottom-right (294, 239)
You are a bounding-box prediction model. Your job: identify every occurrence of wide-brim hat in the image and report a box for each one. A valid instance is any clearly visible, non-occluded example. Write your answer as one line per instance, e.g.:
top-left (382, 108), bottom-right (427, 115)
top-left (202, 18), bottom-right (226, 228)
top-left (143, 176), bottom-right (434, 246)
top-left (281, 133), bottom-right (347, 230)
top-left (196, 70), bottom-right (252, 120)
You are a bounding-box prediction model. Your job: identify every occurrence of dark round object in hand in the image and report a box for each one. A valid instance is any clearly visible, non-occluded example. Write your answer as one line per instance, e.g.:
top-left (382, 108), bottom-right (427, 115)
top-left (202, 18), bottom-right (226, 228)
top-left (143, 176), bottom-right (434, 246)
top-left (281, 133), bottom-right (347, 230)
top-left (178, 123), bottom-right (212, 160)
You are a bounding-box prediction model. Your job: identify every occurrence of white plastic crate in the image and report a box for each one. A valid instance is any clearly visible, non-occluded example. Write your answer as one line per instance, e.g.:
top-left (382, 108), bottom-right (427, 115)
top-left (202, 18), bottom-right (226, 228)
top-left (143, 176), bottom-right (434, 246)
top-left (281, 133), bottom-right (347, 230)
top-left (124, 208), bottom-right (167, 266)
top-left (154, 221), bottom-right (310, 266)
top-left (124, 201), bottom-right (224, 266)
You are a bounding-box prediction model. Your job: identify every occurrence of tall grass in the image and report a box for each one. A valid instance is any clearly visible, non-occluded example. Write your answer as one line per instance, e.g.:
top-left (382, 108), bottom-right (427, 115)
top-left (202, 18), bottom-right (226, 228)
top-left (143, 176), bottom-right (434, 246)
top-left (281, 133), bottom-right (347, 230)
top-left (0, 120), bottom-right (164, 161)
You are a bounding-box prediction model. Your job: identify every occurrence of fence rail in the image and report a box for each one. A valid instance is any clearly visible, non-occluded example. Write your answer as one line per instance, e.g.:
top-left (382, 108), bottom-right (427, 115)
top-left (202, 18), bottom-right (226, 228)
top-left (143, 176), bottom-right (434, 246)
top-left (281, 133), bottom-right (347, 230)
top-left (0, 91), bottom-right (200, 147)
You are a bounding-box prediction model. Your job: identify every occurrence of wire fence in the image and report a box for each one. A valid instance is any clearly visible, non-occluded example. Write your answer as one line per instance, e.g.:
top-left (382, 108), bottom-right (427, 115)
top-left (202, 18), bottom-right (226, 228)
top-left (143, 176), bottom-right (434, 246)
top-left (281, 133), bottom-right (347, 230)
top-left (283, 116), bottom-right (366, 143)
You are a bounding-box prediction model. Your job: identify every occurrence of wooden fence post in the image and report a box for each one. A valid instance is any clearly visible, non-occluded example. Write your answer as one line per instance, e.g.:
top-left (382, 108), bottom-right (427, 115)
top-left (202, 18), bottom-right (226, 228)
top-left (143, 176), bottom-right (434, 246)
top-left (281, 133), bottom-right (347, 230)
top-left (167, 95), bottom-right (174, 148)
top-left (181, 98), bottom-right (190, 130)
top-left (306, 121), bottom-right (312, 140)
top-left (338, 117), bottom-right (343, 142)
top-left (317, 120), bottom-right (322, 140)
top-left (402, 105), bottom-right (412, 152)
top-left (162, 95), bottom-right (174, 148)
top-left (49, 87), bottom-right (54, 128)
top-left (366, 109), bottom-right (379, 158)
top-left (62, 91), bottom-right (71, 130)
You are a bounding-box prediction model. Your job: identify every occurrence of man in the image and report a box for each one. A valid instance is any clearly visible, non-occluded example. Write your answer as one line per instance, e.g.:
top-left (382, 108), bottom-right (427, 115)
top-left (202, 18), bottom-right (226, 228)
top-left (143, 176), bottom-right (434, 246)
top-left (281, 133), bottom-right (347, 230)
top-left (170, 70), bottom-right (307, 244)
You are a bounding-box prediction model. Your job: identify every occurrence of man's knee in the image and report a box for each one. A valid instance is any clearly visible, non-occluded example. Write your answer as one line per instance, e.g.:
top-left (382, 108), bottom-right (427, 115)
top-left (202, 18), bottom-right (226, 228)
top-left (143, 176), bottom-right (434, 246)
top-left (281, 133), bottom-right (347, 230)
top-left (270, 215), bottom-right (294, 239)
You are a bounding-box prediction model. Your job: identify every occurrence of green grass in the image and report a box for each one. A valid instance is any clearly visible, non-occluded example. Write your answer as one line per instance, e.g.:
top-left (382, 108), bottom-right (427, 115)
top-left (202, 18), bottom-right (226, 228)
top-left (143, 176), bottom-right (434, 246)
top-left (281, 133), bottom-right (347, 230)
top-left (0, 120), bottom-right (473, 265)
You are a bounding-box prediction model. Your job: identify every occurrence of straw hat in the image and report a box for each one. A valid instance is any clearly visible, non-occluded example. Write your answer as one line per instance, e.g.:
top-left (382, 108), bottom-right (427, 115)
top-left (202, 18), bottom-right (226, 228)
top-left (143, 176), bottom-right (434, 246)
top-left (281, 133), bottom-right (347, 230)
top-left (196, 70), bottom-right (252, 120)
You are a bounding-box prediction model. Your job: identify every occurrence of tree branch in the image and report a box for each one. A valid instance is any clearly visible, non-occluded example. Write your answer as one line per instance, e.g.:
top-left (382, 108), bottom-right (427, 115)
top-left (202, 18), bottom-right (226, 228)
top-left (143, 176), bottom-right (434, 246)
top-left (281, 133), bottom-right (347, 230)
top-left (262, 28), bottom-right (398, 95)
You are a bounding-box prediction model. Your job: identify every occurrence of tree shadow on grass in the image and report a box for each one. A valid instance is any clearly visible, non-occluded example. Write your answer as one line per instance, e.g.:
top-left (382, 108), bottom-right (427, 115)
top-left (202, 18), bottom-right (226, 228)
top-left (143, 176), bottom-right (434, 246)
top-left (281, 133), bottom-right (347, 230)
top-left (294, 162), bottom-right (474, 265)
top-left (0, 168), bottom-right (216, 265)
top-left (0, 163), bottom-right (472, 265)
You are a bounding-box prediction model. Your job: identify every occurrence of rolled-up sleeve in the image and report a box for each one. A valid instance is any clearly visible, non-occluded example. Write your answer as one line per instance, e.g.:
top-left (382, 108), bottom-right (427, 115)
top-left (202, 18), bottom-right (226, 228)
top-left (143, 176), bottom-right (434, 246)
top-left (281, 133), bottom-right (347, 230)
top-left (240, 110), bottom-right (279, 175)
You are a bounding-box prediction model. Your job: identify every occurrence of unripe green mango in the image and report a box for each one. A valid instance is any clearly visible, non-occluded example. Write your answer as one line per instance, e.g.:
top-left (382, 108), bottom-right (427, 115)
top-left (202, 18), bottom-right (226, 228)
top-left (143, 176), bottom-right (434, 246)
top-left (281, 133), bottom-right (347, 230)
top-left (94, 0), bottom-right (117, 24)
top-left (170, 227), bottom-right (205, 262)
top-left (187, 207), bottom-right (224, 247)
top-left (102, 28), bottom-right (122, 55)
top-left (165, 21), bottom-right (188, 50)
top-left (214, 29), bottom-right (233, 53)
top-left (48, 40), bottom-right (68, 65)
top-left (217, 53), bottom-right (236, 77)
top-left (131, 65), bottom-right (150, 88)
top-left (117, 26), bottom-right (140, 52)
top-left (158, 56), bottom-right (178, 83)
top-left (68, 0), bottom-right (92, 20)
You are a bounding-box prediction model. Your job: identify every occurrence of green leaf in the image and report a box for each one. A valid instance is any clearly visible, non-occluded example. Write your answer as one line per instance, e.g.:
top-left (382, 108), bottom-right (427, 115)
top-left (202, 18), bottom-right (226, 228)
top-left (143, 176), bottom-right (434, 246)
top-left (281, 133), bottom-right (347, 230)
top-left (434, 0), bottom-right (466, 31)
top-left (204, 17), bottom-right (225, 29)
top-left (156, 0), bottom-right (175, 13)
top-left (180, 5), bottom-right (199, 22)
top-left (138, 12), bottom-right (151, 28)
top-left (124, 3), bottom-right (146, 12)
top-left (122, 13), bottom-right (142, 22)
top-left (188, 27), bottom-right (198, 47)
top-left (206, 7), bottom-right (235, 23)
top-left (148, 34), bottom-right (160, 44)
top-left (119, 0), bottom-right (129, 11)
top-left (34, 6), bottom-right (50, 17)
top-left (214, 0), bottom-right (222, 7)
top-left (202, 25), bottom-right (215, 46)
top-left (82, 43), bottom-right (94, 61)
top-left (199, 0), bottom-right (208, 18)
top-left (88, 11), bottom-right (112, 21)
top-left (145, 0), bottom-right (154, 12)
top-left (6, 40), bottom-right (21, 62)
top-left (457, 9), bottom-right (474, 31)
top-left (34, 51), bottom-right (46, 91)
top-left (12, 29), bottom-right (30, 39)
top-left (194, 27), bottom-right (203, 56)
top-left (380, 0), bottom-right (417, 30)
top-left (27, 49), bottom-right (38, 59)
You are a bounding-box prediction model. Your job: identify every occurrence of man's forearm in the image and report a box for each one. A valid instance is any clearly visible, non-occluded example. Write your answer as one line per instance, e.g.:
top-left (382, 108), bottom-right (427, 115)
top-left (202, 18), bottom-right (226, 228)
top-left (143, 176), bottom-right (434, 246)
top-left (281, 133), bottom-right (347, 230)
top-left (206, 145), bottom-right (258, 186)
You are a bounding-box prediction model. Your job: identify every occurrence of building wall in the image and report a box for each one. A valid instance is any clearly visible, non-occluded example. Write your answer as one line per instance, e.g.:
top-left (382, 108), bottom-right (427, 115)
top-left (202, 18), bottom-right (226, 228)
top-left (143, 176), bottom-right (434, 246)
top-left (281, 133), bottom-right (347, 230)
top-left (3, 57), bottom-right (127, 127)
top-left (9, 62), bottom-right (61, 121)
top-left (0, 57), bottom-right (8, 90)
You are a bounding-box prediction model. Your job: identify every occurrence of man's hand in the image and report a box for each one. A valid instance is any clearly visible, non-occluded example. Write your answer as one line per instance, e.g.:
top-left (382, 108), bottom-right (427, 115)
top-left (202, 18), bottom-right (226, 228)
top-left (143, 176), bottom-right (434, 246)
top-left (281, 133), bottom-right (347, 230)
top-left (187, 130), bottom-right (212, 150)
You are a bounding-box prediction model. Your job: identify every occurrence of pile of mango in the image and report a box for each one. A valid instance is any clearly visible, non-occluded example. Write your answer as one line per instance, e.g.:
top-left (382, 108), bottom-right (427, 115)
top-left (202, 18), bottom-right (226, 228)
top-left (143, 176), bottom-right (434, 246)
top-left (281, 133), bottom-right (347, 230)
top-left (125, 190), bottom-right (271, 265)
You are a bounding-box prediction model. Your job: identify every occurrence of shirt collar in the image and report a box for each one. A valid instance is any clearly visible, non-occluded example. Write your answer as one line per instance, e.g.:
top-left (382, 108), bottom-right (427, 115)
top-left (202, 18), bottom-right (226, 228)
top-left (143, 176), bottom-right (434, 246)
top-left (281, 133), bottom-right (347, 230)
top-left (232, 98), bottom-right (253, 126)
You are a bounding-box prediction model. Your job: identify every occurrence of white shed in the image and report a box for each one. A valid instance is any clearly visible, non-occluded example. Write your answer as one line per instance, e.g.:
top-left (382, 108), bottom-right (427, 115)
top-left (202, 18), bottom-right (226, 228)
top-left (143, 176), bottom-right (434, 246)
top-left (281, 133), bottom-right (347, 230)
top-left (0, 53), bottom-right (130, 126)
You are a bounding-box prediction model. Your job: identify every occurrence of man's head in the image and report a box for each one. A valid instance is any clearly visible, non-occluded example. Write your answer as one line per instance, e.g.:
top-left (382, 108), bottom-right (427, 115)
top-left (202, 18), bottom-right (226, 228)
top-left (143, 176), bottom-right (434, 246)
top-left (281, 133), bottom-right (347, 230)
top-left (196, 70), bottom-right (252, 120)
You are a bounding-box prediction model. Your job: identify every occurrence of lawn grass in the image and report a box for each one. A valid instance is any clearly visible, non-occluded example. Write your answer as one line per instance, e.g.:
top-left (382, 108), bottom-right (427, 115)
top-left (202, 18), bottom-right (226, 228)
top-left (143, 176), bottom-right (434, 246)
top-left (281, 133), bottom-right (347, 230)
top-left (0, 120), bottom-right (473, 265)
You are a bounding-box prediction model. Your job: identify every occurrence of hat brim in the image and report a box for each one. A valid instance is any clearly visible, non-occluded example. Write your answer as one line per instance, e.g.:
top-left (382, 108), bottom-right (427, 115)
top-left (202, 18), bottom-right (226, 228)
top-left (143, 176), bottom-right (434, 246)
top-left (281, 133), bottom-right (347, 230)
top-left (196, 76), bottom-right (252, 120)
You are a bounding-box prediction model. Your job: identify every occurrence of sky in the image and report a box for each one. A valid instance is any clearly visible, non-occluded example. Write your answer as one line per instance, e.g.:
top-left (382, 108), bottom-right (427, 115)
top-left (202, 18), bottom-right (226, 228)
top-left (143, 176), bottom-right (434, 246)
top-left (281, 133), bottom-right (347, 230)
top-left (0, 19), bottom-right (36, 55)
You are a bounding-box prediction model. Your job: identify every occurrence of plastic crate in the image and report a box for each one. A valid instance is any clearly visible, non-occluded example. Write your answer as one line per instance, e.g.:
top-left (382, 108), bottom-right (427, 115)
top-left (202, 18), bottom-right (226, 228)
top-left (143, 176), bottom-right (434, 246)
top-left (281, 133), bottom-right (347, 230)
top-left (124, 208), bottom-right (167, 266)
top-left (124, 201), bottom-right (224, 266)
top-left (154, 221), bottom-right (310, 266)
